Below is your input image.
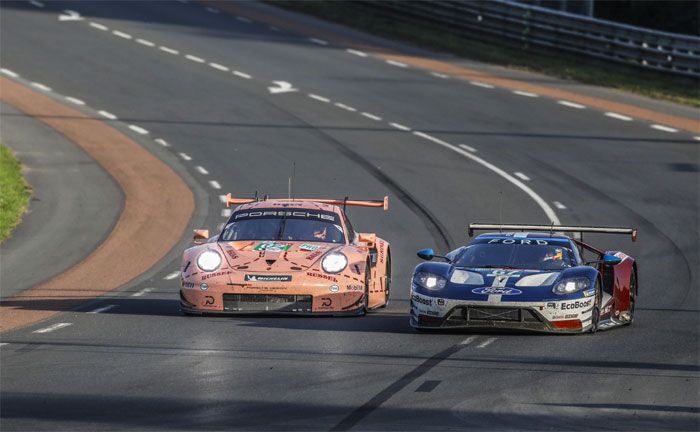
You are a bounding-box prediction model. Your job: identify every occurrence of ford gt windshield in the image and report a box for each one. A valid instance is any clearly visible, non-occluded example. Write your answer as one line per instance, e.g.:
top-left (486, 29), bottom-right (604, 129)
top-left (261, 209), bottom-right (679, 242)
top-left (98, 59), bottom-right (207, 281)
top-left (455, 238), bottom-right (576, 270)
top-left (220, 208), bottom-right (345, 244)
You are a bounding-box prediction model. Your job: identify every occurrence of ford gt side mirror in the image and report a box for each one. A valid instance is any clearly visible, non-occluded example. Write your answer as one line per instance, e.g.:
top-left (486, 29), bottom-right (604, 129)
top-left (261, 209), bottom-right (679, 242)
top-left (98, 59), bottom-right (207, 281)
top-left (417, 248), bottom-right (435, 260)
top-left (602, 254), bottom-right (622, 265)
top-left (193, 229), bottom-right (209, 244)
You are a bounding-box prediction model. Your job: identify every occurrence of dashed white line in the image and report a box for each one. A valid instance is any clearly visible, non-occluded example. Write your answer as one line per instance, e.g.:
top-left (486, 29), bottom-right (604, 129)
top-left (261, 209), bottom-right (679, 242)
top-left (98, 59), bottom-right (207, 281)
top-left (33, 323), bottom-right (72, 334)
top-left (412, 131), bottom-right (560, 224)
top-left (179, 152), bottom-right (192, 161)
top-left (430, 72), bottom-right (449, 79)
top-left (209, 180), bottom-right (222, 190)
top-left (159, 46), bottom-right (179, 55)
top-left (386, 59), bottom-right (408, 68)
top-left (209, 62), bottom-right (229, 71)
top-left (205, 7), bottom-right (219, 13)
top-left (136, 38), bottom-right (156, 47)
top-left (131, 287), bottom-right (153, 297)
top-left (113, 30), bottom-right (133, 40)
top-left (233, 70), bottom-right (252, 79)
top-left (514, 172), bottom-right (531, 181)
top-left (554, 201), bottom-right (567, 210)
top-left (0, 343), bottom-right (8, 347)
top-left (309, 38), bottom-right (329, 46)
top-left (513, 90), bottom-right (539, 97)
top-left (334, 102), bottom-right (356, 112)
top-left (476, 337), bottom-right (497, 348)
top-left (361, 112), bottom-right (382, 121)
top-left (98, 110), bottom-right (117, 120)
top-left (650, 124), bottom-right (678, 133)
top-left (346, 49), bottom-right (368, 57)
top-left (31, 82), bottom-right (51, 91)
top-left (219, 194), bottom-right (228, 203)
top-left (155, 138), bottom-right (170, 147)
top-left (88, 305), bottom-right (116, 314)
top-left (195, 166), bottom-right (209, 175)
top-left (164, 271), bottom-right (180, 280)
top-left (460, 336), bottom-right (477, 345)
top-left (1, 68), bottom-right (19, 78)
top-left (236, 16), bottom-right (252, 23)
top-left (185, 54), bottom-right (205, 63)
top-left (29, 0), bottom-right (44, 7)
top-left (221, 208), bottom-right (232, 217)
top-left (557, 100), bottom-right (586, 109)
top-left (470, 81), bottom-right (494, 89)
top-left (389, 122), bottom-right (411, 131)
top-left (309, 94), bottom-right (330, 103)
top-left (604, 112), bottom-right (633, 121)
top-left (65, 96), bottom-right (85, 105)
top-left (459, 144), bottom-right (477, 153)
top-left (89, 22), bottom-right (108, 31)
top-left (128, 125), bottom-right (149, 135)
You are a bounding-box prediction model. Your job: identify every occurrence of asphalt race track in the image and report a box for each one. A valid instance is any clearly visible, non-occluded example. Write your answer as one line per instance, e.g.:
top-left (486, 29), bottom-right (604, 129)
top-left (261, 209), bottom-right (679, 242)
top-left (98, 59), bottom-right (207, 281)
top-left (1, 1), bottom-right (698, 430)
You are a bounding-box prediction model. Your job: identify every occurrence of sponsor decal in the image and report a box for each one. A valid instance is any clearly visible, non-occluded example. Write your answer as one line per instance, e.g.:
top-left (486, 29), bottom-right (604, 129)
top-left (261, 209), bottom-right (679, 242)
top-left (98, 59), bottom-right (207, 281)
top-left (204, 296), bottom-right (215, 305)
top-left (411, 293), bottom-right (433, 306)
top-left (201, 270), bottom-right (233, 281)
top-left (299, 243), bottom-right (320, 251)
top-left (437, 299), bottom-right (445, 306)
top-left (487, 239), bottom-right (550, 245)
top-left (486, 269), bottom-right (522, 278)
top-left (565, 314), bottom-right (577, 319)
top-left (225, 248), bottom-right (238, 260)
top-left (233, 209), bottom-right (337, 223)
top-left (307, 272), bottom-right (338, 283)
top-left (583, 288), bottom-right (596, 297)
top-left (254, 242), bottom-right (292, 252)
top-left (306, 249), bottom-right (325, 261)
top-left (561, 298), bottom-right (593, 310)
top-left (244, 274), bottom-right (292, 282)
top-left (347, 284), bottom-right (364, 291)
top-left (546, 302), bottom-right (557, 309)
top-left (472, 287), bottom-right (522, 295)
top-left (182, 281), bottom-right (195, 289)
top-left (321, 297), bottom-right (332, 307)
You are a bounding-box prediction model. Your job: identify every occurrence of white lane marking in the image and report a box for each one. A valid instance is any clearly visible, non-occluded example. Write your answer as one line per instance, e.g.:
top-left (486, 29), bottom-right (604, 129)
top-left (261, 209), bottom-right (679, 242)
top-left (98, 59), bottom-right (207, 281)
top-left (128, 125), bottom-right (149, 135)
top-left (604, 112), bottom-right (633, 121)
top-left (361, 112), bottom-right (382, 121)
top-left (65, 96), bottom-right (85, 105)
top-left (33, 323), bottom-right (72, 333)
top-left (650, 124), bottom-right (678, 133)
top-left (164, 271), bottom-right (180, 280)
top-left (514, 172), bottom-right (531, 181)
top-left (513, 90), bottom-right (538, 97)
top-left (233, 70), bottom-right (252, 79)
top-left (269, 26), bottom-right (280, 32)
top-left (219, 194), bottom-right (228, 203)
top-left (476, 337), bottom-right (497, 348)
top-left (155, 138), bottom-right (170, 147)
top-left (309, 38), bottom-right (328, 46)
top-left (346, 49), bottom-right (368, 57)
top-left (88, 305), bottom-right (116, 314)
top-left (136, 38), bottom-right (155, 47)
top-left (221, 208), bottom-right (232, 217)
top-left (31, 82), bottom-right (52, 91)
top-left (334, 102), bottom-right (357, 112)
top-left (694, 136), bottom-right (700, 141)
top-left (309, 94), bottom-right (330, 103)
top-left (470, 81), bottom-right (494, 88)
top-left (557, 100), bottom-right (586, 109)
top-left (268, 81), bottom-right (297, 94)
top-left (389, 122), bottom-right (411, 131)
top-left (205, 7), bottom-right (219, 13)
top-left (459, 144), bottom-right (477, 153)
top-left (185, 54), bottom-right (205, 63)
top-left (131, 287), bottom-right (153, 297)
top-left (113, 30), bottom-right (133, 40)
top-left (554, 201), bottom-right (567, 210)
top-left (0, 343), bottom-right (8, 347)
top-left (209, 62), bottom-right (229, 71)
top-left (89, 22), bottom-right (108, 31)
top-left (29, 0), bottom-right (44, 7)
top-left (1, 68), bottom-right (19, 78)
top-left (209, 180), bottom-right (222, 190)
top-left (195, 166), bottom-right (209, 175)
top-left (460, 336), bottom-right (477, 345)
top-left (430, 72), bottom-right (449, 79)
top-left (386, 59), bottom-right (408, 68)
top-left (412, 131), bottom-right (560, 224)
top-left (98, 110), bottom-right (117, 120)
top-left (179, 152), bottom-right (192, 161)
top-left (236, 16), bottom-right (252, 23)
top-left (159, 46), bottom-right (179, 55)
top-left (58, 10), bottom-right (82, 21)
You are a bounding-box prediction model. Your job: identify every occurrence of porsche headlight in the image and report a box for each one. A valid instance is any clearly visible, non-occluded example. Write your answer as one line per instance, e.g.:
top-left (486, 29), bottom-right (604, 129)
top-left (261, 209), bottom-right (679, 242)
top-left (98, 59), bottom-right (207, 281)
top-left (322, 252), bottom-right (348, 274)
top-left (197, 250), bottom-right (221, 272)
top-left (414, 272), bottom-right (447, 290)
top-left (553, 277), bottom-right (590, 295)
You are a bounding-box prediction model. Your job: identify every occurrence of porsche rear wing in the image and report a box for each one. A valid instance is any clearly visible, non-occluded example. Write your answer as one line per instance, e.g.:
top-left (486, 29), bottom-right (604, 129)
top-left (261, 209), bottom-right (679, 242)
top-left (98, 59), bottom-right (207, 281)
top-left (468, 223), bottom-right (637, 242)
top-left (225, 193), bottom-right (389, 211)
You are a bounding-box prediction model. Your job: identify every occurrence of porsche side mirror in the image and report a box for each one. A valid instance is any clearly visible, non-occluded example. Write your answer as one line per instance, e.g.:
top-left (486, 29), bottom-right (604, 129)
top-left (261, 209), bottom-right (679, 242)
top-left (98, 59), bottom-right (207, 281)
top-left (417, 248), bottom-right (435, 260)
top-left (358, 233), bottom-right (376, 247)
top-left (193, 229), bottom-right (209, 244)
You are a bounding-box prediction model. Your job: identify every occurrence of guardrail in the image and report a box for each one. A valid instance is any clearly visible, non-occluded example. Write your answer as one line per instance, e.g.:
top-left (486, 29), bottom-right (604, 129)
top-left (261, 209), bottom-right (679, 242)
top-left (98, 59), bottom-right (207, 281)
top-left (349, 0), bottom-right (700, 78)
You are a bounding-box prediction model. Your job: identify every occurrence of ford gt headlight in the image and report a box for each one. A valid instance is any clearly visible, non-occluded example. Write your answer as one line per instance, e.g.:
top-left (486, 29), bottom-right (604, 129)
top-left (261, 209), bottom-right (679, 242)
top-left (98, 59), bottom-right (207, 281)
top-left (553, 277), bottom-right (590, 295)
top-left (322, 252), bottom-right (348, 274)
top-left (414, 272), bottom-right (447, 290)
top-left (197, 250), bottom-right (222, 272)
top-left (450, 270), bottom-right (484, 285)
top-left (516, 272), bottom-right (559, 287)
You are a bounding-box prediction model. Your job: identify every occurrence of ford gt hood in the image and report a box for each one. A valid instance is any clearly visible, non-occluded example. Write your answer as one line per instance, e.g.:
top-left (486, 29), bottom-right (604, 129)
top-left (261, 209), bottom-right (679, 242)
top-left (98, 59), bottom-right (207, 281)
top-left (217, 240), bottom-right (340, 272)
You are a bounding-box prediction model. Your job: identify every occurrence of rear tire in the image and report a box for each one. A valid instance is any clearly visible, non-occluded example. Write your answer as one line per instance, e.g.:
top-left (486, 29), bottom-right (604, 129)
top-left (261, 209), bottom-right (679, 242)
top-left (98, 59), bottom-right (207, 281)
top-left (589, 279), bottom-right (602, 333)
top-left (627, 270), bottom-right (637, 325)
top-left (360, 262), bottom-right (370, 316)
top-left (379, 252), bottom-right (391, 308)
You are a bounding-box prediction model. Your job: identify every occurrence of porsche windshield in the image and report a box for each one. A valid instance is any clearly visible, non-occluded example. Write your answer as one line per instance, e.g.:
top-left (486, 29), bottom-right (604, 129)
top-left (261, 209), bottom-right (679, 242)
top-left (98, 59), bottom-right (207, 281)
top-left (455, 238), bottom-right (576, 270)
top-left (219, 208), bottom-right (345, 244)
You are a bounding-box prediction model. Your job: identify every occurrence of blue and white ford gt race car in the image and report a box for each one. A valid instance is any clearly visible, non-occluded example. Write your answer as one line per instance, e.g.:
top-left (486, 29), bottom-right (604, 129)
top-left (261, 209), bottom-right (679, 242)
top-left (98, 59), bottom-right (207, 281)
top-left (410, 224), bottom-right (638, 333)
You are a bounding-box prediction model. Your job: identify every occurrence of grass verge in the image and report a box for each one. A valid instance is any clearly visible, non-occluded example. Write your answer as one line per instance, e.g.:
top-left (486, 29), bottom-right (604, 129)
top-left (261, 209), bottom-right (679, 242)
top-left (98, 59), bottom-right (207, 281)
top-left (269, 1), bottom-right (699, 107)
top-left (0, 145), bottom-right (31, 242)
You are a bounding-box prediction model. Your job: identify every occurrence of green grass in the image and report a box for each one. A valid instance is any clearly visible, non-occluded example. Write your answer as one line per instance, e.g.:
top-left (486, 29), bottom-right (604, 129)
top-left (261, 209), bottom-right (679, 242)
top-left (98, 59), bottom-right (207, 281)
top-left (0, 145), bottom-right (31, 242)
top-left (270, 1), bottom-right (700, 107)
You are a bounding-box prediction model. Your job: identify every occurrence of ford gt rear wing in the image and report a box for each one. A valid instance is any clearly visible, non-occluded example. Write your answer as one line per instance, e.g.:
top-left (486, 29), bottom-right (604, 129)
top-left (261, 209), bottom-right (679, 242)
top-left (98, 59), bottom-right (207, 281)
top-left (468, 223), bottom-right (637, 241)
top-left (226, 193), bottom-right (389, 211)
